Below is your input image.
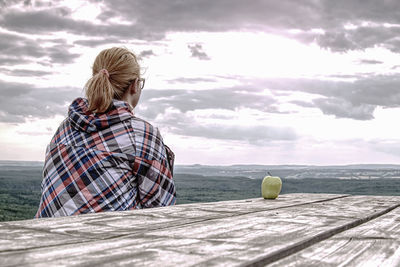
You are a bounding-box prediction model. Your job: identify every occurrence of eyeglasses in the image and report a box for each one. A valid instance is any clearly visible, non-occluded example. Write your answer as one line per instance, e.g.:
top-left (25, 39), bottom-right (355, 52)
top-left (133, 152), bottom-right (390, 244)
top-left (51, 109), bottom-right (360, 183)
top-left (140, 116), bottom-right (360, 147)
top-left (137, 78), bottom-right (145, 90)
top-left (126, 78), bottom-right (145, 91)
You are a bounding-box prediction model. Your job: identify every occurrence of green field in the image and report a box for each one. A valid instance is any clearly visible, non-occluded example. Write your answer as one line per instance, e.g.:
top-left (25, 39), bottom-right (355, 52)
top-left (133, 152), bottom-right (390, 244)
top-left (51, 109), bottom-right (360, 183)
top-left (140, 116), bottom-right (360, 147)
top-left (0, 165), bottom-right (42, 221)
top-left (175, 174), bottom-right (400, 204)
top-left (1, 165), bottom-right (400, 221)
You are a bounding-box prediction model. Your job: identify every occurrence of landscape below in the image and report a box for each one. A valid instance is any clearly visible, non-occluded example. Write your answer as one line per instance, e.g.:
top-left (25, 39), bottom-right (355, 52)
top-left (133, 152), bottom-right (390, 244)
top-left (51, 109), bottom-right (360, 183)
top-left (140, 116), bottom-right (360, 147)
top-left (1, 161), bottom-right (399, 222)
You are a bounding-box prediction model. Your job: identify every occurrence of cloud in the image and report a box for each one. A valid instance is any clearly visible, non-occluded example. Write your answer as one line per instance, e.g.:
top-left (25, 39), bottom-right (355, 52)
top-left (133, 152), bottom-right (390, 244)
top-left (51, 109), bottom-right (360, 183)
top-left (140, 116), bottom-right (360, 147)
top-left (2, 0), bottom-right (400, 53)
top-left (167, 77), bottom-right (217, 84)
top-left (137, 74), bottom-right (400, 122)
top-left (95, 0), bottom-right (400, 52)
top-left (136, 86), bottom-right (281, 121)
top-left (95, 0), bottom-right (323, 35)
top-left (0, 68), bottom-right (52, 77)
top-left (47, 44), bottom-right (80, 63)
top-left (357, 59), bottom-right (383, 65)
top-left (0, 8), bottom-right (74, 33)
top-left (313, 98), bottom-right (376, 120)
top-left (148, 107), bottom-right (297, 143)
top-left (0, 80), bottom-right (80, 123)
top-left (0, 32), bottom-right (79, 66)
top-left (73, 38), bottom-right (122, 47)
top-left (0, 56), bottom-right (24, 65)
top-left (179, 124), bottom-right (297, 143)
top-left (178, 123), bottom-right (298, 144)
top-left (16, 130), bottom-right (52, 136)
top-left (369, 139), bottom-right (400, 158)
top-left (138, 49), bottom-right (155, 58)
top-left (187, 44), bottom-right (210, 60)
top-left (316, 25), bottom-right (400, 53)
top-left (315, 76), bottom-right (400, 108)
top-left (131, 85), bottom-right (300, 143)
top-left (316, 31), bottom-right (359, 52)
top-left (0, 0), bottom-right (30, 8)
top-left (290, 100), bottom-right (315, 108)
top-left (0, 7), bottom-right (161, 40)
top-left (262, 75), bottom-right (400, 120)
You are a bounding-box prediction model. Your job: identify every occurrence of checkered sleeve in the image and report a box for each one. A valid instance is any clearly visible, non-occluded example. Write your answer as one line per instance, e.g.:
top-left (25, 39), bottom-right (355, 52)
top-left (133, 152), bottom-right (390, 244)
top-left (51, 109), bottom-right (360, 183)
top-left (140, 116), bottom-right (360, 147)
top-left (131, 118), bottom-right (176, 208)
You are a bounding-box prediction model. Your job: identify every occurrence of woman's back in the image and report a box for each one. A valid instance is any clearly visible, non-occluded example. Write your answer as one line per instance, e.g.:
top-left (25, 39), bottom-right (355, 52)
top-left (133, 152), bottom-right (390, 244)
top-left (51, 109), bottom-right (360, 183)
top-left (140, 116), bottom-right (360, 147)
top-left (35, 47), bottom-right (176, 218)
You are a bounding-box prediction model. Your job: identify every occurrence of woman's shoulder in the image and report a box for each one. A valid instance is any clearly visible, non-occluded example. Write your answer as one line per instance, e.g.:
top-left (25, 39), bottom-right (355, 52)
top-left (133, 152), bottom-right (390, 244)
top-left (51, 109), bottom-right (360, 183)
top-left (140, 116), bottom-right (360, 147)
top-left (130, 116), bottom-right (167, 161)
top-left (130, 116), bottom-right (163, 140)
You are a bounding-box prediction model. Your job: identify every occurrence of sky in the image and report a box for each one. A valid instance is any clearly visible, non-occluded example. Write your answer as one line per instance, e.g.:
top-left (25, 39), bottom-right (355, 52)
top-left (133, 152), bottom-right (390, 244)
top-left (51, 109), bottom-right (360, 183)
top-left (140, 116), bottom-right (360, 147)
top-left (0, 0), bottom-right (400, 165)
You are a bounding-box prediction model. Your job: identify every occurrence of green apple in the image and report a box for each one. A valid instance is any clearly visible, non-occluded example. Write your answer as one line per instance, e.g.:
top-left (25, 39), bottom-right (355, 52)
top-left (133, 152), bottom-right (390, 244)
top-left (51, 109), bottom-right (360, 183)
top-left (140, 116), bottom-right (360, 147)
top-left (261, 175), bottom-right (282, 199)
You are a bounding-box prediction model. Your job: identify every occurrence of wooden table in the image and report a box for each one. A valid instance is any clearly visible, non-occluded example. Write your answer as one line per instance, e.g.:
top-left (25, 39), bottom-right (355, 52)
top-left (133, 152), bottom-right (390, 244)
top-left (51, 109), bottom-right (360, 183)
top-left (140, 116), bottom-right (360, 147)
top-left (1, 193), bottom-right (400, 266)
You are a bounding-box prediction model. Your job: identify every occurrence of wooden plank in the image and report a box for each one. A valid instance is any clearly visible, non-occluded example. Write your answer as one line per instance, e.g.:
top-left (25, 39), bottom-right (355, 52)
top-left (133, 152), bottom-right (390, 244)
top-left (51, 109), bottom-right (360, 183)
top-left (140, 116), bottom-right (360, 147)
top-left (0, 193), bottom-right (347, 252)
top-left (192, 193), bottom-right (349, 215)
top-left (267, 204), bottom-right (400, 266)
top-left (0, 195), bottom-right (399, 266)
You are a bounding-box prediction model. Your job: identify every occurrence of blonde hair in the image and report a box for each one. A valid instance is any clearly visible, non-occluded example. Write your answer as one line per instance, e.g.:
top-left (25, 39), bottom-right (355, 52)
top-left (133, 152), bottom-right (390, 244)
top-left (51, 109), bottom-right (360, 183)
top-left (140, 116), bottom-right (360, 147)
top-left (85, 47), bottom-right (141, 113)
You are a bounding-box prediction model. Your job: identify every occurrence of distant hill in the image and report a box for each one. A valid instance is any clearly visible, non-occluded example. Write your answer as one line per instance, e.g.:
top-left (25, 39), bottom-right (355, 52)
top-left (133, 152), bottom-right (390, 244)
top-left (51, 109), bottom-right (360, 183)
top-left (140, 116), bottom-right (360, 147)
top-left (176, 163), bottom-right (400, 170)
top-left (0, 160), bottom-right (44, 167)
top-left (175, 164), bottom-right (400, 179)
top-left (2, 160), bottom-right (400, 171)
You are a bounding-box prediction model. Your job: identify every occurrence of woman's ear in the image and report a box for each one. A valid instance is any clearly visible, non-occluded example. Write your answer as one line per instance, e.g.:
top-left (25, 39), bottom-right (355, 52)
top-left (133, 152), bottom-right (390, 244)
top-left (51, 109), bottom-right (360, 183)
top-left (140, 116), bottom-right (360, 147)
top-left (128, 80), bottom-right (138, 94)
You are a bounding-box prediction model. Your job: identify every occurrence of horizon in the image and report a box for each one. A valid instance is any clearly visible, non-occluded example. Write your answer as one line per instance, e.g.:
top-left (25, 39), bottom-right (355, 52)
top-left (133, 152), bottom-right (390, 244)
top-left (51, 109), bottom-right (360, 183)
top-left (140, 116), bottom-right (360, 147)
top-left (2, 159), bottom-right (400, 168)
top-left (1, 1), bottom-right (400, 165)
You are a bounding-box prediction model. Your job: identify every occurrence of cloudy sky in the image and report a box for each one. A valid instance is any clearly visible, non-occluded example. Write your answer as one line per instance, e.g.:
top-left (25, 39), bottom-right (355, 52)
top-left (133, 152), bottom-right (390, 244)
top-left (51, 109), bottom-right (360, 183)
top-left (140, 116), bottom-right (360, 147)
top-left (1, 0), bottom-right (400, 165)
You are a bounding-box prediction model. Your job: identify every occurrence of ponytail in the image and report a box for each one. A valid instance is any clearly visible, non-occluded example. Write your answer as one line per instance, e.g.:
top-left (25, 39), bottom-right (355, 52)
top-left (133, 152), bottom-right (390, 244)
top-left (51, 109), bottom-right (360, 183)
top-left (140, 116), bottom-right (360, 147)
top-left (85, 69), bottom-right (114, 113)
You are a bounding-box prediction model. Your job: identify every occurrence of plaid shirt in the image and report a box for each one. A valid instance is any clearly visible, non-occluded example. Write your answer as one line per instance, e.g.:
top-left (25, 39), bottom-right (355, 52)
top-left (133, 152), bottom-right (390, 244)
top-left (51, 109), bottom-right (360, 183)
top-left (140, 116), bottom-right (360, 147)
top-left (35, 97), bottom-right (176, 218)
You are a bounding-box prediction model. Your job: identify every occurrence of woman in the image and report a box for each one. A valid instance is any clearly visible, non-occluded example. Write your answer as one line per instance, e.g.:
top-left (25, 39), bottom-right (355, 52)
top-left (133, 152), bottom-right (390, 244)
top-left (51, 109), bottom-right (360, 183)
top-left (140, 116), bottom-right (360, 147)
top-left (35, 47), bottom-right (176, 218)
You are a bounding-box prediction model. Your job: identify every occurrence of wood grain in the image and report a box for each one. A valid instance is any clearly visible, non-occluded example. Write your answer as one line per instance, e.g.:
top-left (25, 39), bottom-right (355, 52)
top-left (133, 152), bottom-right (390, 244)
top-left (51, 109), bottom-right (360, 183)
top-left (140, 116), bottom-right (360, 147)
top-left (0, 194), bottom-right (399, 267)
top-left (268, 202), bottom-right (400, 266)
top-left (0, 193), bottom-right (347, 251)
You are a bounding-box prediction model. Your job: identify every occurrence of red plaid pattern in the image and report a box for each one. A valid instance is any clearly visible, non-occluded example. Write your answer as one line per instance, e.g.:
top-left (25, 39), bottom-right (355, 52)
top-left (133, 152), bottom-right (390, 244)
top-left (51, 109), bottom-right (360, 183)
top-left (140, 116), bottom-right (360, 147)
top-left (35, 97), bottom-right (176, 218)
